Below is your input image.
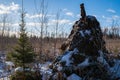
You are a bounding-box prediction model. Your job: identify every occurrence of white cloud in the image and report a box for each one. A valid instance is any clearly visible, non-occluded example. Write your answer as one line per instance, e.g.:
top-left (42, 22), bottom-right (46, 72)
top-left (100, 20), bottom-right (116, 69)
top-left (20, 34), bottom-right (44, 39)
top-left (68, 21), bottom-right (75, 25)
top-left (102, 15), bottom-right (105, 18)
top-left (102, 15), bottom-right (120, 23)
top-left (102, 15), bottom-right (112, 23)
top-left (26, 19), bottom-right (72, 27)
top-left (76, 14), bottom-right (80, 18)
top-left (0, 2), bottom-right (19, 15)
top-left (27, 22), bottom-right (40, 26)
top-left (47, 14), bottom-right (55, 17)
top-left (62, 8), bottom-right (74, 17)
top-left (112, 15), bottom-right (120, 20)
top-left (10, 2), bottom-right (19, 11)
top-left (12, 23), bottom-right (19, 27)
top-left (50, 19), bottom-right (70, 25)
top-left (11, 19), bottom-right (71, 27)
top-left (106, 18), bottom-right (112, 23)
top-left (0, 19), bottom-right (73, 36)
top-left (107, 9), bottom-right (116, 13)
top-left (0, 4), bottom-right (10, 14)
top-left (12, 22), bottom-right (40, 27)
top-left (63, 8), bottom-right (68, 12)
top-left (26, 14), bottom-right (55, 19)
top-left (26, 14), bottom-right (42, 18)
top-left (65, 12), bottom-right (74, 17)
top-left (93, 14), bottom-right (97, 18)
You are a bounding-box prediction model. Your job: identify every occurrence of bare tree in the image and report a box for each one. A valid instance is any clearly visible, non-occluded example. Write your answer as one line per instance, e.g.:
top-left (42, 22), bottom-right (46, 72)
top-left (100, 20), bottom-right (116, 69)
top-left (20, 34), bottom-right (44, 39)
top-left (0, 14), bottom-right (7, 37)
top-left (34, 0), bottom-right (49, 61)
top-left (109, 20), bottom-right (120, 39)
top-left (0, 14), bottom-right (10, 53)
top-left (53, 10), bottom-right (60, 56)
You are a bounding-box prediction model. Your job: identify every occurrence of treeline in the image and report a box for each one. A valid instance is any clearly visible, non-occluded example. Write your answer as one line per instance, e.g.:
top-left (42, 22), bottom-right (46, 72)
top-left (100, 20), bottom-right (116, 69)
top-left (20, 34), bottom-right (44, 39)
top-left (0, 27), bottom-right (120, 61)
top-left (103, 27), bottom-right (120, 39)
top-left (0, 34), bottom-right (67, 60)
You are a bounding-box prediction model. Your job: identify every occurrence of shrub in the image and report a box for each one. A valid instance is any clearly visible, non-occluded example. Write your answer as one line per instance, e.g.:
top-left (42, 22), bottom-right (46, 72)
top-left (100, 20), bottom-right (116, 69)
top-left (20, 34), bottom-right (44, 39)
top-left (10, 71), bottom-right (42, 80)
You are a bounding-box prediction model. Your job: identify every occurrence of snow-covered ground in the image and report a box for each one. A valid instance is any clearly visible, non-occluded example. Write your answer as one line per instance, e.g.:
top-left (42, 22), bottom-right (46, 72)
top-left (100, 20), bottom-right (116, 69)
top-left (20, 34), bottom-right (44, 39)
top-left (0, 77), bottom-right (10, 80)
top-left (0, 57), bottom-right (120, 80)
top-left (0, 55), bottom-right (14, 80)
top-left (0, 62), bottom-right (12, 80)
top-left (0, 61), bottom-right (52, 80)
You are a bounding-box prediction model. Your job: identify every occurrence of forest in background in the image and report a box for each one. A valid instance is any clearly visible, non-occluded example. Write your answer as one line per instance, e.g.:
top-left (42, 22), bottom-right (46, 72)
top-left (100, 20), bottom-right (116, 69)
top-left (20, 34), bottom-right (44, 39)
top-left (0, 32), bottom-right (120, 62)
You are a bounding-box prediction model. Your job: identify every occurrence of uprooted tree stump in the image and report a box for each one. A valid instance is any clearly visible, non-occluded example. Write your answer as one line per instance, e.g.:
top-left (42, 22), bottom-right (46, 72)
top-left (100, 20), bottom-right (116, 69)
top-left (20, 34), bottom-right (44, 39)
top-left (47, 3), bottom-right (120, 80)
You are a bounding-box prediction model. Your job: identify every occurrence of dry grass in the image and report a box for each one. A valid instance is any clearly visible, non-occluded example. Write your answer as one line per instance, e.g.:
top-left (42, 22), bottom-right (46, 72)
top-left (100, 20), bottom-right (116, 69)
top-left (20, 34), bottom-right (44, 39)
top-left (105, 39), bottom-right (120, 55)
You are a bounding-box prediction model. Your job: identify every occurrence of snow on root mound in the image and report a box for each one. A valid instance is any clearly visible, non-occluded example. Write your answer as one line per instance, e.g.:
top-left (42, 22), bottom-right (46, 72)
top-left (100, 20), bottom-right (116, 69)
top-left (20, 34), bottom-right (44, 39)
top-left (110, 60), bottom-right (120, 79)
top-left (67, 74), bottom-right (82, 80)
top-left (60, 48), bottom-right (79, 66)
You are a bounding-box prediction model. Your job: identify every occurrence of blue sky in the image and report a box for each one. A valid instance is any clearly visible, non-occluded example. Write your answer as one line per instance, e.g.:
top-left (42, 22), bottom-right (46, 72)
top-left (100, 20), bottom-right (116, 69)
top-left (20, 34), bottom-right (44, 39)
top-left (0, 0), bottom-right (120, 36)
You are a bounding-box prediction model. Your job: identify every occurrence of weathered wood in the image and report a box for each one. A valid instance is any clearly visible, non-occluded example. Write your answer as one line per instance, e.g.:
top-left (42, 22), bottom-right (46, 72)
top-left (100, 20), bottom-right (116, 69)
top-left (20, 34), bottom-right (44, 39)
top-left (80, 3), bottom-right (86, 22)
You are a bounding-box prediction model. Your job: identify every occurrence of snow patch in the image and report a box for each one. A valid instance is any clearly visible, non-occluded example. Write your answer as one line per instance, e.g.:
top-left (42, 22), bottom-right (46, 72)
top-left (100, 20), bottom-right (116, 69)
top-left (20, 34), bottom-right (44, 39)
top-left (78, 58), bottom-right (90, 67)
top-left (79, 31), bottom-right (84, 37)
top-left (85, 30), bottom-right (91, 35)
top-left (57, 66), bottom-right (62, 71)
top-left (67, 74), bottom-right (82, 80)
top-left (5, 61), bottom-right (14, 66)
top-left (61, 48), bottom-right (79, 66)
top-left (39, 62), bottom-right (52, 75)
top-left (110, 60), bottom-right (120, 78)
top-left (97, 50), bottom-right (108, 65)
top-left (61, 51), bottom-right (73, 66)
top-left (73, 48), bottom-right (79, 54)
